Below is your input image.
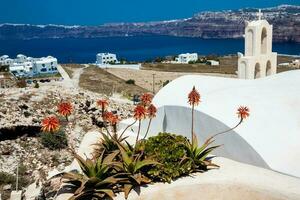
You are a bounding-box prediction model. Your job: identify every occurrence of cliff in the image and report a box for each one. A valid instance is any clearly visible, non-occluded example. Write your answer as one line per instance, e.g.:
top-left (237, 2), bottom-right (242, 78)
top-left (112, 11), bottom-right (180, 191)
top-left (0, 5), bottom-right (299, 42)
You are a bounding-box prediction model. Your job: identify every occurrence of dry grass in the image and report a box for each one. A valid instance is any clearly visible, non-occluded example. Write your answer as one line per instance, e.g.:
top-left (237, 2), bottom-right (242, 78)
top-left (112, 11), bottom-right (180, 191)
top-left (141, 55), bottom-right (298, 74)
top-left (61, 64), bottom-right (85, 78)
top-left (61, 66), bottom-right (74, 78)
top-left (79, 65), bottom-right (148, 97)
top-left (107, 68), bottom-right (235, 93)
top-left (142, 56), bottom-right (238, 74)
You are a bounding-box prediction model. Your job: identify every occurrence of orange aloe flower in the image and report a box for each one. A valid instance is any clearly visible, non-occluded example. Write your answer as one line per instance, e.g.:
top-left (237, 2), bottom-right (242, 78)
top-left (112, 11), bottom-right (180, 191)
top-left (97, 99), bottom-right (109, 111)
top-left (41, 116), bottom-right (60, 133)
top-left (147, 104), bottom-right (157, 119)
top-left (140, 93), bottom-right (153, 105)
top-left (237, 106), bottom-right (250, 119)
top-left (58, 102), bottom-right (73, 117)
top-left (134, 105), bottom-right (147, 120)
top-left (103, 111), bottom-right (114, 122)
top-left (109, 114), bottom-right (120, 125)
top-left (188, 86), bottom-right (201, 106)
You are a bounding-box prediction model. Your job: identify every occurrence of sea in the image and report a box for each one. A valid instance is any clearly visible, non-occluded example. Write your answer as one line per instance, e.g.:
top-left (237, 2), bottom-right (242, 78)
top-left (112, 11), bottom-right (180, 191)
top-left (0, 36), bottom-right (299, 63)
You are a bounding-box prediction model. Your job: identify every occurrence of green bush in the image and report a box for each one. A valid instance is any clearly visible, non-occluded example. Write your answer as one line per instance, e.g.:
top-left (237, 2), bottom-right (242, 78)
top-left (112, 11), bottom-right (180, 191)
top-left (34, 82), bottom-right (39, 88)
top-left (143, 133), bottom-right (191, 183)
top-left (16, 79), bottom-right (27, 88)
top-left (0, 172), bottom-right (15, 185)
top-left (125, 79), bottom-right (135, 85)
top-left (40, 130), bottom-right (68, 150)
top-left (162, 80), bottom-right (170, 87)
top-left (0, 164), bottom-right (30, 189)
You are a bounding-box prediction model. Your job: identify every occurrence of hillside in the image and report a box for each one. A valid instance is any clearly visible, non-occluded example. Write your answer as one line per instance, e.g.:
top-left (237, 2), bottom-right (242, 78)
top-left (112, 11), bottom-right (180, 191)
top-left (79, 66), bottom-right (148, 97)
top-left (0, 5), bottom-right (299, 42)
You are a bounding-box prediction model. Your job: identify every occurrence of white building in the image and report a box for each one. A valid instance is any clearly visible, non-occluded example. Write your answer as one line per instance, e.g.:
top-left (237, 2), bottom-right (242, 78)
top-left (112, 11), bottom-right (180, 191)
top-left (207, 60), bottom-right (220, 66)
top-left (9, 62), bottom-right (33, 77)
top-left (120, 70), bottom-right (300, 178)
top-left (35, 56), bottom-right (58, 74)
top-left (175, 53), bottom-right (198, 64)
top-left (238, 9), bottom-right (277, 79)
top-left (291, 59), bottom-right (300, 68)
top-left (16, 54), bottom-right (27, 63)
top-left (0, 54), bottom-right (58, 77)
top-left (96, 53), bottom-right (118, 65)
top-left (0, 55), bottom-right (9, 62)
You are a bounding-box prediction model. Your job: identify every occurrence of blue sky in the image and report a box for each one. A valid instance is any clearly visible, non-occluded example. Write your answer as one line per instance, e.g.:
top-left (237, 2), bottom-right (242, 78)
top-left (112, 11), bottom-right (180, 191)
top-left (0, 0), bottom-right (299, 25)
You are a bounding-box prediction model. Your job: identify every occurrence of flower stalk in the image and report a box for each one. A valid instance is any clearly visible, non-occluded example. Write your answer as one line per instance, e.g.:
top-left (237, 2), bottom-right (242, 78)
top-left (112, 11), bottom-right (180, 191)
top-left (188, 86), bottom-right (200, 144)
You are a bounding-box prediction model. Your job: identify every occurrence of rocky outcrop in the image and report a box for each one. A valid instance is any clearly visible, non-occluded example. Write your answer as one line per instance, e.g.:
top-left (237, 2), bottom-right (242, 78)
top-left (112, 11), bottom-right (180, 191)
top-left (0, 5), bottom-right (299, 42)
top-left (0, 85), bottom-right (134, 195)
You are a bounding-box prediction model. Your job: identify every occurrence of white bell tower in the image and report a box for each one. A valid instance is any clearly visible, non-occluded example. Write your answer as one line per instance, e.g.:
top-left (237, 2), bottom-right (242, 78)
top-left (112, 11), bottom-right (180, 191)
top-left (238, 9), bottom-right (277, 79)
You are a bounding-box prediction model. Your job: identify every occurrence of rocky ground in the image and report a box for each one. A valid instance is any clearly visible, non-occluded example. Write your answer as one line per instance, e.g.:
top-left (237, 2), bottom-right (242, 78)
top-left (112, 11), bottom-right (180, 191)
top-left (0, 83), bottom-right (134, 199)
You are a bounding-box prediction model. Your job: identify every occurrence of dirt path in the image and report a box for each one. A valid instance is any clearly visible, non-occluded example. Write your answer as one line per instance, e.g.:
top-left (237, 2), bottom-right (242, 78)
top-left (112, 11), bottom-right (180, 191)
top-left (56, 64), bottom-right (74, 88)
top-left (72, 64), bottom-right (89, 88)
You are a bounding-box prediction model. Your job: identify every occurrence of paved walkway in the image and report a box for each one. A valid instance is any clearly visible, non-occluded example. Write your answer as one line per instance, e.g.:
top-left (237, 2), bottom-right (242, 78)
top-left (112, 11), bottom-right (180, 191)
top-left (71, 64), bottom-right (88, 88)
top-left (56, 65), bottom-right (74, 88)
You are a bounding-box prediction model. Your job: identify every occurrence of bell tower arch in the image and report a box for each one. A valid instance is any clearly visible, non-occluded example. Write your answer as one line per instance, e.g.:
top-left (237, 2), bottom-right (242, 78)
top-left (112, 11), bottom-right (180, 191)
top-left (238, 9), bottom-right (277, 79)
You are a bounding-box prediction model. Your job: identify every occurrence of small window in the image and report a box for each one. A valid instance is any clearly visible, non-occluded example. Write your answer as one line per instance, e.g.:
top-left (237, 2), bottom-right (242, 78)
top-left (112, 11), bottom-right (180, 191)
top-left (42, 64), bottom-right (45, 67)
top-left (41, 68), bottom-right (47, 72)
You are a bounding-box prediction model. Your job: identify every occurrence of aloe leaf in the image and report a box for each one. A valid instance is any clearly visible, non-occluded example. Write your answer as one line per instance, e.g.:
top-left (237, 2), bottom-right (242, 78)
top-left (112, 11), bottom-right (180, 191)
top-left (124, 184), bottom-right (133, 199)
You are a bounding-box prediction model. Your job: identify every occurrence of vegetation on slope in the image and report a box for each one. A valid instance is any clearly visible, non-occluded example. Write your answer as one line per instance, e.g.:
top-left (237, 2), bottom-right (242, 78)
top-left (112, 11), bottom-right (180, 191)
top-left (79, 65), bottom-right (148, 97)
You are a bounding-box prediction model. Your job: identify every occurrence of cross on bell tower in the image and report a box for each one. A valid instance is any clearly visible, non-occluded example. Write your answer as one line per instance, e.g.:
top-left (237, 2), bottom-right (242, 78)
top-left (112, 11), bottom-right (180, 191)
top-left (257, 9), bottom-right (263, 20)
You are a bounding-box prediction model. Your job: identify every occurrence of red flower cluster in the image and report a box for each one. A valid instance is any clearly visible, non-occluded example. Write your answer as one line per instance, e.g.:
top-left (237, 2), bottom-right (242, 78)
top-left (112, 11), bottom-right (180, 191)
top-left (103, 111), bottom-right (114, 121)
top-left (134, 93), bottom-right (158, 120)
top-left (41, 116), bottom-right (60, 133)
top-left (103, 111), bottom-right (119, 125)
top-left (109, 115), bottom-right (120, 126)
top-left (58, 102), bottom-right (73, 117)
top-left (140, 93), bottom-right (153, 105)
top-left (188, 86), bottom-right (201, 106)
top-left (134, 105), bottom-right (147, 120)
top-left (147, 104), bottom-right (157, 119)
top-left (237, 106), bottom-right (250, 119)
top-left (97, 99), bottom-right (109, 111)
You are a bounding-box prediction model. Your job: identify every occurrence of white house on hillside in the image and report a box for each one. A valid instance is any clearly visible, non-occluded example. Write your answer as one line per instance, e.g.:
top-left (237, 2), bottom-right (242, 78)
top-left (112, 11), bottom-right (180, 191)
top-left (207, 60), bottom-right (220, 66)
top-left (175, 53), bottom-right (198, 64)
top-left (96, 53), bottom-right (118, 65)
top-left (0, 54), bottom-right (58, 77)
top-left (35, 56), bottom-right (58, 74)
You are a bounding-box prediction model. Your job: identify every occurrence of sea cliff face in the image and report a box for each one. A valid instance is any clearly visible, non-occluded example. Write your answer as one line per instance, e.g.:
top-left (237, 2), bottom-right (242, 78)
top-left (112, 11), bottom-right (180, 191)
top-left (0, 5), bottom-right (299, 42)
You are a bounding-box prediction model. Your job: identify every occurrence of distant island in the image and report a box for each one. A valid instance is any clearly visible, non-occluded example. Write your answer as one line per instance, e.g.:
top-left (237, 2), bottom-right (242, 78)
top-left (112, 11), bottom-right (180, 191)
top-left (0, 4), bottom-right (299, 42)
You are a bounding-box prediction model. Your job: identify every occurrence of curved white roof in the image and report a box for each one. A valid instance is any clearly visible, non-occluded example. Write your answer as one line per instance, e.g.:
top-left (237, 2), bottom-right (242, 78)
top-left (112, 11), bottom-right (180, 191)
top-left (1, 55), bottom-right (9, 58)
top-left (152, 70), bottom-right (300, 177)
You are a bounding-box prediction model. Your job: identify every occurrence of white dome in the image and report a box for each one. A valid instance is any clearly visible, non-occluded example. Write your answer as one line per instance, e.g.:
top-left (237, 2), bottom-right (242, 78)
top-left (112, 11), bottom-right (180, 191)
top-left (149, 70), bottom-right (300, 177)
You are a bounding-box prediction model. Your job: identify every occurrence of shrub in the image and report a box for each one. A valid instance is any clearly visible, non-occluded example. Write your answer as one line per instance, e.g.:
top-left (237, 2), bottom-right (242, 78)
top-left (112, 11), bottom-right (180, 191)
top-left (0, 164), bottom-right (30, 189)
top-left (162, 80), bottom-right (170, 87)
top-left (16, 79), bottom-right (27, 88)
top-left (34, 82), bottom-right (39, 88)
top-left (0, 172), bottom-right (15, 185)
top-left (40, 130), bottom-right (68, 150)
top-left (125, 79), bottom-right (135, 85)
top-left (143, 133), bottom-right (191, 183)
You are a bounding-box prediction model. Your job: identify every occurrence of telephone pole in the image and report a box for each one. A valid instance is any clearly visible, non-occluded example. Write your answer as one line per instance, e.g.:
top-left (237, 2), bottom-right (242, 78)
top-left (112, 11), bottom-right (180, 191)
top-left (152, 73), bottom-right (155, 94)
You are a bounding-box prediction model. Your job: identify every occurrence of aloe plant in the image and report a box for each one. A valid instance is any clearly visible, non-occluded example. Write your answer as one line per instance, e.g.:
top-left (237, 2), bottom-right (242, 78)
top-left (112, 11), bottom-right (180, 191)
top-left (61, 151), bottom-right (122, 200)
top-left (93, 131), bottom-right (128, 158)
top-left (113, 143), bottom-right (159, 199)
top-left (181, 134), bottom-right (220, 171)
